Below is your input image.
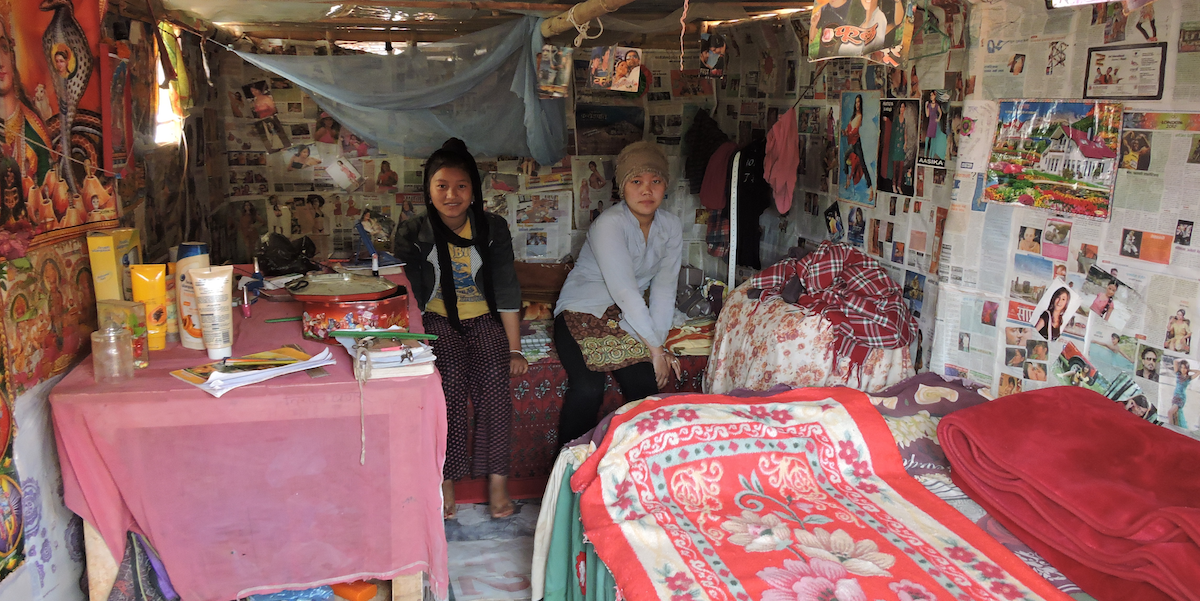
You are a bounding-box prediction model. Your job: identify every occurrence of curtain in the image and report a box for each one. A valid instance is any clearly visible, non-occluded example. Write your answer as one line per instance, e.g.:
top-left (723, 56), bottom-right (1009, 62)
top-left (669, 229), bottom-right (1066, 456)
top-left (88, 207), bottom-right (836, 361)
top-left (236, 16), bottom-right (566, 165)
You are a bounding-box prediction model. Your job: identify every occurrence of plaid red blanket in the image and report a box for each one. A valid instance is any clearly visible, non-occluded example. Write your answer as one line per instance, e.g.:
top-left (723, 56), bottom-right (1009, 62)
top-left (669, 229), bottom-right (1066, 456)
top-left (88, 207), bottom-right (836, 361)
top-left (749, 241), bottom-right (916, 371)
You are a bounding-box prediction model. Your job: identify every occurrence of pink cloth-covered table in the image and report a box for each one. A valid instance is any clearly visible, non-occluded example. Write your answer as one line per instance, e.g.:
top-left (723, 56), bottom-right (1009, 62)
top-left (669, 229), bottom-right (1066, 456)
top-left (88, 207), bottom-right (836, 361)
top-left (50, 278), bottom-right (448, 601)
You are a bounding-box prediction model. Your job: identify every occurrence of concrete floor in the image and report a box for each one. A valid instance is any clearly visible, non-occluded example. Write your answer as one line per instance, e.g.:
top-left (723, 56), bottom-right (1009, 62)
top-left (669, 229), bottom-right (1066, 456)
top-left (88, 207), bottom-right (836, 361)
top-left (444, 501), bottom-right (540, 601)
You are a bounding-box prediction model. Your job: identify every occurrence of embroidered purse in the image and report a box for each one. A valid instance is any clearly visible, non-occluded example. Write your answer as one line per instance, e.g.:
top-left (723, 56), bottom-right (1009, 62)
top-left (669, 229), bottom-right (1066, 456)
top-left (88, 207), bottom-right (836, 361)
top-left (561, 305), bottom-right (651, 371)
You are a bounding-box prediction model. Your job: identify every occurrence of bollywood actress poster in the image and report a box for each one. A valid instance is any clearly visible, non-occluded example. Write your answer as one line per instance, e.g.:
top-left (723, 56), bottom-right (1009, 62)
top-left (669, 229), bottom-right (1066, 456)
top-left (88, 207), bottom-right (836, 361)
top-left (838, 91), bottom-right (880, 207)
top-left (809, 0), bottom-right (916, 66)
top-left (878, 98), bottom-right (918, 196)
top-left (918, 89), bottom-right (950, 168)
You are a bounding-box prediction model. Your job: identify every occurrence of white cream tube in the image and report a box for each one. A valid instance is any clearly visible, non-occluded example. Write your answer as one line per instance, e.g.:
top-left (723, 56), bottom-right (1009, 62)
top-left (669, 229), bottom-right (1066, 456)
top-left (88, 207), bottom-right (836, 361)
top-left (189, 265), bottom-right (235, 360)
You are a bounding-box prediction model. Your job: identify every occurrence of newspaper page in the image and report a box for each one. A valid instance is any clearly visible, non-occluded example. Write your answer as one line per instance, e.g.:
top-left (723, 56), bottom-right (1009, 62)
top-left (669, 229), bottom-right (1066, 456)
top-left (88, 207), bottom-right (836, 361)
top-left (931, 284), bottom-right (1003, 389)
top-left (976, 0), bottom-right (1077, 100)
top-left (1107, 112), bottom-right (1200, 276)
top-left (955, 100), bottom-right (999, 173)
top-left (1178, 18), bottom-right (1200, 102)
top-left (514, 191), bottom-right (572, 262)
top-left (1067, 0), bottom-right (1176, 99)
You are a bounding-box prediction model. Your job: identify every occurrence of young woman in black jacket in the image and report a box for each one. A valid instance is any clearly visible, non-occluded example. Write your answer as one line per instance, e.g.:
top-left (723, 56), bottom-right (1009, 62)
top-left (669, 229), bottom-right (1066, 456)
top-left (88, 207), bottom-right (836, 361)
top-left (393, 138), bottom-right (526, 520)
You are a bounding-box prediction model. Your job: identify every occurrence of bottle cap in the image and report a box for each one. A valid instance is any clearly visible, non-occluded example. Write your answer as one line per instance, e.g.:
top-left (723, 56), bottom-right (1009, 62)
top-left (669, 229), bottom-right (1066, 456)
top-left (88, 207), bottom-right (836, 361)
top-left (207, 346), bottom-right (233, 360)
top-left (177, 242), bottom-right (210, 260)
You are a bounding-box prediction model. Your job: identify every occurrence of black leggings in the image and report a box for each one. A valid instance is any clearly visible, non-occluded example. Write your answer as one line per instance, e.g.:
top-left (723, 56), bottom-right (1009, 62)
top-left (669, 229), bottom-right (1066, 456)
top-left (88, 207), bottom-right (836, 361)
top-left (554, 313), bottom-right (658, 447)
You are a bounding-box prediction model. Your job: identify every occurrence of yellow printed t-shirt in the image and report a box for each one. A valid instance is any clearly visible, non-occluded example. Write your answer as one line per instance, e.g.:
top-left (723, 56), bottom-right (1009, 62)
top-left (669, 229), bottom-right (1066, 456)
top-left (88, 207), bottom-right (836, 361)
top-left (425, 221), bottom-right (489, 319)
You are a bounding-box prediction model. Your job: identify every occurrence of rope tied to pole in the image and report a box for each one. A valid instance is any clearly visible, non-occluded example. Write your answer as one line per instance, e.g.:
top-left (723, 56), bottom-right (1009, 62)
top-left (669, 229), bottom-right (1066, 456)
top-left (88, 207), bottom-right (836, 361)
top-left (567, 4), bottom-right (604, 47)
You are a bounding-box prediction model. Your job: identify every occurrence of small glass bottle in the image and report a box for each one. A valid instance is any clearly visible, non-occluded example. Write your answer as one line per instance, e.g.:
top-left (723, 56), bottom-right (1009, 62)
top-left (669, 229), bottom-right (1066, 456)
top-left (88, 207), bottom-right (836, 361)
top-left (91, 327), bottom-right (135, 384)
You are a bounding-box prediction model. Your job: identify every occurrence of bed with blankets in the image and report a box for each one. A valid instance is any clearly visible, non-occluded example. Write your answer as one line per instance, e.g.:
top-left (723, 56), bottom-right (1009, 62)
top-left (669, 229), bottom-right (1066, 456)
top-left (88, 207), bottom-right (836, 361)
top-left (532, 373), bottom-right (1200, 601)
top-left (704, 242), bottom-right (915, 394)
top-left (530, 243), bottom-right (1199, 601)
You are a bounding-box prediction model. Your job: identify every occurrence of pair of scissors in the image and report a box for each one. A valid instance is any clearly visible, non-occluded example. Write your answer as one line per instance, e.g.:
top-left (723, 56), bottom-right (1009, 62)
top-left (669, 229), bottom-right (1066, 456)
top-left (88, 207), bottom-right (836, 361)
top-left (286, 278), bottom-right (310, 293)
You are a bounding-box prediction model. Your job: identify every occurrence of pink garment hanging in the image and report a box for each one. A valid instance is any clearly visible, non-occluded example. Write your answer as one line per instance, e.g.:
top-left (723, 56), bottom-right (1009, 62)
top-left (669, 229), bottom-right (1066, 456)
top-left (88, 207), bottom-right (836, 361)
top-left (700, 141), bottom-right (738, 210)
top-left (764, 107), bottom-right (799, 213)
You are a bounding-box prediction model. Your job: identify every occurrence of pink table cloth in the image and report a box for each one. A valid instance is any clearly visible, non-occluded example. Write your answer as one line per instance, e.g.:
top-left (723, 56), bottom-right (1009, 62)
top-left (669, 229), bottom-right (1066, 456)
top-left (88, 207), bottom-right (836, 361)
top-left (50, 279), bottom-right (448, 601)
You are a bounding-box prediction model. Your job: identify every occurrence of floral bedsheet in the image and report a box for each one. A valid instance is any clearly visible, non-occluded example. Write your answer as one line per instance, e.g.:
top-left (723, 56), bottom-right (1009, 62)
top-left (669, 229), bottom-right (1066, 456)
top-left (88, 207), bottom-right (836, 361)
top-left (704, 285), bottom-right (911, 394)
top-left (570, 388), bottom-right (1071, 601)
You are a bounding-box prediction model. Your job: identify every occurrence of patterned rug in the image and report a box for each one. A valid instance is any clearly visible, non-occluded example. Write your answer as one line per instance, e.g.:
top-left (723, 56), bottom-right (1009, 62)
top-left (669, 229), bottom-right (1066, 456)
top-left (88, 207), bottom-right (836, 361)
top-left (570, 388), bottom-right (1072, 601)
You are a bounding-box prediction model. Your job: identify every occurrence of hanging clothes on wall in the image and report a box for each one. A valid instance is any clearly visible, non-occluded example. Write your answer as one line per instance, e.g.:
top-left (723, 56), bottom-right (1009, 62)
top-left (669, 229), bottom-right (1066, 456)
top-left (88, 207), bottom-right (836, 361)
top-left (683, 109), bottom-right (730, 194)
top-left (735, 138), bottom-right (772, 270)
top-left (764, 107), bottom-right (799, 214)
top-left (706, 208), bottom-right (730, 259)
top-left (699, 141), bottom-right (738, 210)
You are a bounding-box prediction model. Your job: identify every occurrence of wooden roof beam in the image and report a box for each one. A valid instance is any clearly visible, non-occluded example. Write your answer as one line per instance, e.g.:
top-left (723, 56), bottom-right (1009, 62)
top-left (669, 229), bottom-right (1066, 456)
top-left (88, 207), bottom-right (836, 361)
top-left (272, 0), bottom-right (571, 11)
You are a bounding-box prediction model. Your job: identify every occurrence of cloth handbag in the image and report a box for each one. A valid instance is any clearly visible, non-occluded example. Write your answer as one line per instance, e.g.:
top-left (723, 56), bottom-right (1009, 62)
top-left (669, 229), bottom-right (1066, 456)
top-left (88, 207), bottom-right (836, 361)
top-left (561, 305), bottom-right (651, 371)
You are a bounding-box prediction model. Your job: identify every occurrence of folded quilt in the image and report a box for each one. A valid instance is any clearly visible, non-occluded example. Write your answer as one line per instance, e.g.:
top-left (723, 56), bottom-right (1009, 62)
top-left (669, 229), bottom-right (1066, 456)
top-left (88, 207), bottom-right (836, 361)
top-left (571, 388), bottom-right (1071, 601)
top-left (939, 387), bottom-right (1200, 601)
top-left (747, 241), bottom-right (916, 372)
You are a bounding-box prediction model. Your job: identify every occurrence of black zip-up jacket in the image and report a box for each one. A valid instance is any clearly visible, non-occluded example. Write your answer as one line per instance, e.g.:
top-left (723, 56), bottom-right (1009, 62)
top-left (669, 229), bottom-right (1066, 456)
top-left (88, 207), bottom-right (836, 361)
top-left (392, 212), bottom-right (522, 313)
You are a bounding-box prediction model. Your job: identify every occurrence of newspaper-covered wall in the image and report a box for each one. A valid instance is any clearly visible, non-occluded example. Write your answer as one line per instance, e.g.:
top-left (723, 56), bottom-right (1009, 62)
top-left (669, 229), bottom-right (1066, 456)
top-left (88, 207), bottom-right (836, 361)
top-left (932, 0), bottom-right (1200, 436)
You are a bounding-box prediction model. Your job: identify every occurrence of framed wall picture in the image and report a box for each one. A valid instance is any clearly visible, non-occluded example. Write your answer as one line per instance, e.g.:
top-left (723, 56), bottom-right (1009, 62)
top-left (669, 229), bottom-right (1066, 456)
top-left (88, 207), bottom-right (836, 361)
top-left (1083, 42), bottom-right (1167, 101)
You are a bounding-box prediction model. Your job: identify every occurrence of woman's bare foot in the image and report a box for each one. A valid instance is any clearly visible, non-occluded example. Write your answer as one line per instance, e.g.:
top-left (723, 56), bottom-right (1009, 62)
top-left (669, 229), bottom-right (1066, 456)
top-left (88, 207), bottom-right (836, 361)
top-left (442, 479), bottom-right (457, 520)
top-left (488, 474), bottom-right (514, 519)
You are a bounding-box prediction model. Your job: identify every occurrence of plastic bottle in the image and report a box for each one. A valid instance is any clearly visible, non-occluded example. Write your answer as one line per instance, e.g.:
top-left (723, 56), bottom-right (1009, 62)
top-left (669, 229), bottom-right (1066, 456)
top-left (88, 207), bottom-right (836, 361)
top-left (130, 265), bottom-right (168, 351)
top-left (176, 242), bottom-right (210, 350)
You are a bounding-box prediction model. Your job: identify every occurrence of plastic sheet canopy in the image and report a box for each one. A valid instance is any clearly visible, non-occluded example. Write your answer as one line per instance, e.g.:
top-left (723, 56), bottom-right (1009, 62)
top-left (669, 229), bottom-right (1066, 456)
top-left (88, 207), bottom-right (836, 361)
top-left (236, 16), bottom-right (566, 165)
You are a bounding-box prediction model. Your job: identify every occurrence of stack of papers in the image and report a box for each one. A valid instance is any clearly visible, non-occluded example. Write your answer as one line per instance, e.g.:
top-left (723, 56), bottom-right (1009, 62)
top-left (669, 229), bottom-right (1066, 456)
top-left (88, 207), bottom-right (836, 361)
top-left (334, 335), bottom-right (437, 380)
top-left (170, 347), bottom-right (338, 397)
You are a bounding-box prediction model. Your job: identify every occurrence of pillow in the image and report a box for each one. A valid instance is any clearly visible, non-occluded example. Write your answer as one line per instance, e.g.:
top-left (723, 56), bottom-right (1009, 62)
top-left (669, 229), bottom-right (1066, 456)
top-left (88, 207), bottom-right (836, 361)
top-left (867, 372), bottom-right (993, 480)
top-left (868, 371), bottom-right (992, 419)
top-left (521, 301), bottom-right (554, 321)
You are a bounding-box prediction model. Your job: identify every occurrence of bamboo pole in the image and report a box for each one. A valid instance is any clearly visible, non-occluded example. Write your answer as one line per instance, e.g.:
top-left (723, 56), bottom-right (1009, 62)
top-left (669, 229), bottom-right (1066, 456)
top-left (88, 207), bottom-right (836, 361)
top-left (335, 0), bottom-right (572, 10)
top-left (540, 0), bottom-right (641, 38)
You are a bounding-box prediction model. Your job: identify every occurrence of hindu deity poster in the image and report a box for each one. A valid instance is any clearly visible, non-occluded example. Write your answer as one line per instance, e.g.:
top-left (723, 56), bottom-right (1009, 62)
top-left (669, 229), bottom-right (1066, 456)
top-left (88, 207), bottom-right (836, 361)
top-left (0, 0), bottom-right (113, 241)
top-left (0, 382), bottom-right (20, 581)
top-left (0, 237), bottom-right (94, 398)
top-left (100, 42), bottom-right (132, 177)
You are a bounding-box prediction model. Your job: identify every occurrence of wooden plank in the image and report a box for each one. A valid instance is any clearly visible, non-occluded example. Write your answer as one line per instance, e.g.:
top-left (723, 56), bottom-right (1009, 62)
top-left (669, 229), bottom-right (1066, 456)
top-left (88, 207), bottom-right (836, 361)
top-left (392, 573), bottom-right (424, 601)
top-left (84, 521), bottom-right (120, 601)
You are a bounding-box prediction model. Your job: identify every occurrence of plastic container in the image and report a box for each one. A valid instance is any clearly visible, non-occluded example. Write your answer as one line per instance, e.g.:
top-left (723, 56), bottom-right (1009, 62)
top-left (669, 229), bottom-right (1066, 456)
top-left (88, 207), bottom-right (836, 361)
top-left (164, 274), bottom-right (179, 342)
top-left (92, 327), bottom-right (134, 384)
top-left (176, 242), bottom-right (210, 350)
top-left (190, 266), bottom-right (235, 360)
top-left (96, 299), bottom-right (150, 369)
top-left (299, 289), bottom-right (409, 344)
top-left (131, 264), bottom-right (168, 350)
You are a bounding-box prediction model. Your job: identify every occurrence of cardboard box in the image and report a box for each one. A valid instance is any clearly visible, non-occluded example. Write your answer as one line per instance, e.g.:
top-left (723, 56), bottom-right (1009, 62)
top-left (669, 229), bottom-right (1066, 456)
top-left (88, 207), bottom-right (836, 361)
top-left (86, 229), bottom-right (142, 301)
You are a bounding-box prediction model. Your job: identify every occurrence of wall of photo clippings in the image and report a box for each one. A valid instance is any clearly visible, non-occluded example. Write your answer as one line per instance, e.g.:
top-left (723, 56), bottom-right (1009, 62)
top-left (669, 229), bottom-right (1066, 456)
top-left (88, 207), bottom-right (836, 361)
top-left (206, 0), bottom-right (1200, 444)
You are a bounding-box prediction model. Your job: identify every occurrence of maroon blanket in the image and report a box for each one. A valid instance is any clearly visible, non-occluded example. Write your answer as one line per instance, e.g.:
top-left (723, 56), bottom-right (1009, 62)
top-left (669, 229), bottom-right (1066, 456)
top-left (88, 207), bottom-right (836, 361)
top-left (939, 387), bottom-right (1200, 601)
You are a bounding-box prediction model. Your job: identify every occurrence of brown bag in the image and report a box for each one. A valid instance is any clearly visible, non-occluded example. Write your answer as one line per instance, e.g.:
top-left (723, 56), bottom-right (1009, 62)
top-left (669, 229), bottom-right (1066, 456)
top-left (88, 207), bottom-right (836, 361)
top-left (560, 305), bottom-right (651, 371)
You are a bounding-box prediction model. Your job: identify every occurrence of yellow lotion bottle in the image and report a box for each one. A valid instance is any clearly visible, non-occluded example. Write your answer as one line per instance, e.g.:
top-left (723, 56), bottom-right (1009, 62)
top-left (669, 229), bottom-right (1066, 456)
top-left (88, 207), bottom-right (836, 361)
top-left (131, 265), bottom-right (168, 351)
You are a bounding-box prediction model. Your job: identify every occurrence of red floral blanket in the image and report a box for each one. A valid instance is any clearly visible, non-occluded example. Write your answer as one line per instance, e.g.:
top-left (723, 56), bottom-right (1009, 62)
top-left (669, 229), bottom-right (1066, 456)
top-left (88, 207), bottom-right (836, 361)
top-left (570, 388), bottom-right (1070, 601)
